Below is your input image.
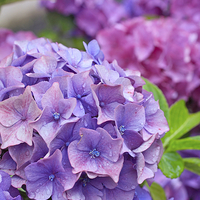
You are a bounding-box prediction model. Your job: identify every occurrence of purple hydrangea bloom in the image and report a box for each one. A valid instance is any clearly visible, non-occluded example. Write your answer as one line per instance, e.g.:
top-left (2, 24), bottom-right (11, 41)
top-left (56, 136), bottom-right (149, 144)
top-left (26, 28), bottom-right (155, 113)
top-left (0, 38), bottom-right (169, 199)
top-left (92, 84), bottom-right (125, 124)
top-left (30, 82), bottom-right (77, 147)
top-left (40, 0), bottom-right (171, 37)
top-left (114, 102), bottom-right (145, 153)
top-left (41, 0), bottom-right (127, 37)
top-left (67, 70), bottom-right (98, 117)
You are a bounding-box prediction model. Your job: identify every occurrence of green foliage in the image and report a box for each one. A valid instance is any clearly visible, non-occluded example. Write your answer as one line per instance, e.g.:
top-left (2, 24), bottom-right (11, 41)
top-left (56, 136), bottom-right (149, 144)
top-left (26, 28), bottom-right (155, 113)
top-left (158, 152), bottom-right (184, 178)
top-left (183, 158), bottom-right (200, 175)
top-left (162, 100), bottom-right (200, 148)
top-left (142, 78), bottom-right (169, 120)
top-left (167, 136), bottom-right (200, 151)
top-left (146, 182), bottom-right (167, 200)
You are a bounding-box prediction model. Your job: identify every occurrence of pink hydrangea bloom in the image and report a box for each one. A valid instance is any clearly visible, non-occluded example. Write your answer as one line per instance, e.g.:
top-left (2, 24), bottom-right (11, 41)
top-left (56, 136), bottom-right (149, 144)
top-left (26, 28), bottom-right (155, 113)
top-left (97, 17), bottom-right (200, 107)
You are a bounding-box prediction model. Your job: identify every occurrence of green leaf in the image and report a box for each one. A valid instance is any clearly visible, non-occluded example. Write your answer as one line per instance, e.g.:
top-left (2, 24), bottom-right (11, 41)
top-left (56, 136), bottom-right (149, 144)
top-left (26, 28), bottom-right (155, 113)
top-left (146, 182), bottom-right (167, 200)
top-left (167, 136), bottom-right (200, 151)
top-left (183, 158), bottom-right (200, 175)
top-left (162, 100), bottom-right (200, 147)
top-left (168, 100), bottom-right (189, 134)
top-left (159, 152), bottom-right (184, 178)
top-left (142, 78), bottom-right (169, 121)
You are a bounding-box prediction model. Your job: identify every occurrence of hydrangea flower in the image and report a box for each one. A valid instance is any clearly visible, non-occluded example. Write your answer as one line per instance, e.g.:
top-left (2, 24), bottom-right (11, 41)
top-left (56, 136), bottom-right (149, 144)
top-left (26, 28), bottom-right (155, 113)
top-left (40, 0), bottom-right (171, 38)
top-left (0, 86), bottom-right (41, 148)
top-left (24, 149), bottom-right (77, 200)
top-left (40, 0), bottom-right (127, 37)
top-left (0, 38), bottom-right (168, 199)
top-left (97, 17), bottom-right (200, 107)
top-left (0, 28), bottom-right (36, 61)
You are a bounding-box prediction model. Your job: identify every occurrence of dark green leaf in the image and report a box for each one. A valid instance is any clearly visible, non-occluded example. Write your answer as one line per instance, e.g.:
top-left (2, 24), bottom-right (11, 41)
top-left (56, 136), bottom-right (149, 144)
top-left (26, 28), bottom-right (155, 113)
top-left (159, 152), bottom-right (184, 178)
top-left (142, 78), bottom-right (169, 121)
top-left (183, 158), bottom-right (200, 175)
top-left (167, 136), bottom-right (200, 151)
top-left (146, 182), bottom-right (167, 200)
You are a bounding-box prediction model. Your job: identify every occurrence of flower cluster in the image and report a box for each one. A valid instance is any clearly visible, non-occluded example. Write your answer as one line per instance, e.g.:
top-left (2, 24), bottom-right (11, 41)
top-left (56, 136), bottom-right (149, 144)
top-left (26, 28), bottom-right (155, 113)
top-left (40, 0), bottom-right (171, 37)
top-left (97, 17), bottom-right (200, 107)
top-left (0, 38), bottom-right (168, 199)
top-left (40, 0), bottom-right (127, 37)
top-left (0, 28), bottom-right (36, 61)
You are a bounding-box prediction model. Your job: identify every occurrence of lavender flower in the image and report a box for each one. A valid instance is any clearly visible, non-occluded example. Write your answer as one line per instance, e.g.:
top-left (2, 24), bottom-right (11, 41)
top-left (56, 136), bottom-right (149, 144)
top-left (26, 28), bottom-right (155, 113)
top-left (24, 149), bottom-right (77, 200)
top-left (30, 82), bottom-right (77, 147)
top-left (0, 86), bottom-right (41, 148)
top-left (68, 127), bottom-right (124, 183)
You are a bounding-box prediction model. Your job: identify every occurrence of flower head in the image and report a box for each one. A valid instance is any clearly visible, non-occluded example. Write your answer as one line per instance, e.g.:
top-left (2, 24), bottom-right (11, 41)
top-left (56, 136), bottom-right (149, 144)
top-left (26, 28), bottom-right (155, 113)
top-left (0, 38), bottom-right (169, 200)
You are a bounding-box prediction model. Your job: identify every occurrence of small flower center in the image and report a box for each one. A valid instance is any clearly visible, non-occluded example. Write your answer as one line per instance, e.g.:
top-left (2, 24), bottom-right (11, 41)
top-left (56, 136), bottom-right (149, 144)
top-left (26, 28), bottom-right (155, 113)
top-left (21, 116), bottom-right (26, 121)
top-left (119, 125), bottom-right (126, 135)
top-left (76, 94), bottom-right (82, 99)
top-left (89, 148), bottom-right (100, 158)
top-left (53, 112), bottom-right (60, 120)
top-left (82, 177), bottom-right (90, 187)
top-left (100, 101), bottom-right (105, 107)
top-left (49, 174), bottom-right (55, 182)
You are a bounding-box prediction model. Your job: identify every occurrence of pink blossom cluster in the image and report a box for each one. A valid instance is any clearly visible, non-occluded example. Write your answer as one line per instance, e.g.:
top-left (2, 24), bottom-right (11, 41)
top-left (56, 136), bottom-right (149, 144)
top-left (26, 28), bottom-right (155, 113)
top-left (97, 17), bottom-right (200, 107)
top-left (0, 28), bottom-right (36, 61)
